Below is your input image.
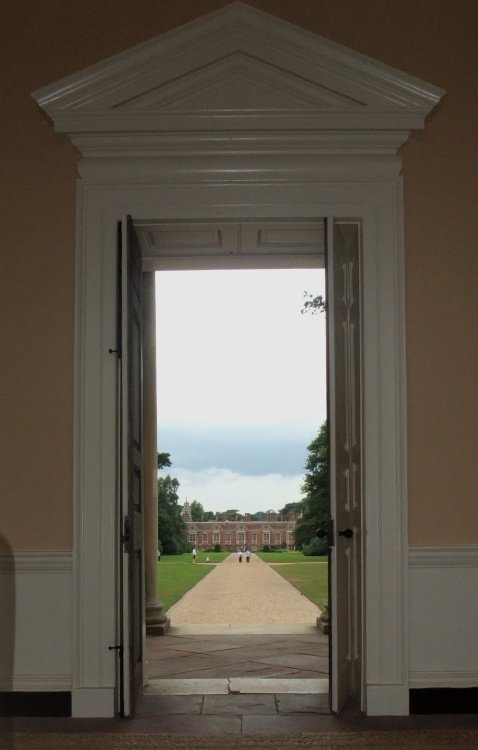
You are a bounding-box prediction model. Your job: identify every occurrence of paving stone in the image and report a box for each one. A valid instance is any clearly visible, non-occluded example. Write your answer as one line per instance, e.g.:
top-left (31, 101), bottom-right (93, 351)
top-left (255, 653), bottom-right (330, 672)
top-left (276, 693), bottom-right (330, 714)
top-left (242, 713), bottom-right (338, 734)
top-left (203, 693), bottom-right (277, 715)
top-left (145, 678), bottom-right (228, 695)
top-left (229, 677), bottom-right (329, 694)
top-left (163, 662), bottom-right (302, 679)
top-left (136, 694), bottom-right (203, 716)
top-left (148, 653), bottom-right (228, 678)
top-left (130, 714), bottom-right (242, 734)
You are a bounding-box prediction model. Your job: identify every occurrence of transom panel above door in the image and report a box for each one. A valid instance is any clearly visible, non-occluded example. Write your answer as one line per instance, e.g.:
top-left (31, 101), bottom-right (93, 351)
top-left (138, 219), bottom-right (325, 271)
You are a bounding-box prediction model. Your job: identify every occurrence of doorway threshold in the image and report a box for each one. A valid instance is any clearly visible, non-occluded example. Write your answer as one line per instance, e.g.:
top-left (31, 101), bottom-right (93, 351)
top-left (145, 677), bottom-right (329, 695)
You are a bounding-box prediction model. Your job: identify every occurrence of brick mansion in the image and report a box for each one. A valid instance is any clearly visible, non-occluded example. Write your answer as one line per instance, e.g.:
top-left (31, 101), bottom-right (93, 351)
top-left (181, 501), bottom-right (299, 551)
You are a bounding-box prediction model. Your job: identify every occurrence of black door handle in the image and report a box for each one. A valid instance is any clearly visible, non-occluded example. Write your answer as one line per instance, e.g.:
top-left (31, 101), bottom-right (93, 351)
top-left (316, 528), bottom-right (328, 539)
top-left (338, 528), bottom-right (353, 539)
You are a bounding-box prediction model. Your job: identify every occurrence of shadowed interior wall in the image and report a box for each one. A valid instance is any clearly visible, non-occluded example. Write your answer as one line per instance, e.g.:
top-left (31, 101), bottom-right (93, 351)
top-left (1, 0), bottom-right (477, 550)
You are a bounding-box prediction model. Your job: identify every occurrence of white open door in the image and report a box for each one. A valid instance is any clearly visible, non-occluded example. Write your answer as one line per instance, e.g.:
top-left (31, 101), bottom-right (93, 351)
top-left (328, 218), bottom-right (363, 713)
top-left (119, 215), bottom-right (144, 716)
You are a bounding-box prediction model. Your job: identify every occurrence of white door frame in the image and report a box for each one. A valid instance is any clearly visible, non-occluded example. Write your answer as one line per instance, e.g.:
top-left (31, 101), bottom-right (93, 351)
top-left (31, 4), bottom-right (443, 718)
top-left (70, 155), bottom-right (408, 717)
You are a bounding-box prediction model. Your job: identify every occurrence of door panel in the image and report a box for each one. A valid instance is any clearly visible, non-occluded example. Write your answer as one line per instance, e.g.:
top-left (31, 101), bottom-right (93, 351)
top-left (120, 215), bottom-right (144, 716)
top-left (328, 219), bottom-right (362, 713)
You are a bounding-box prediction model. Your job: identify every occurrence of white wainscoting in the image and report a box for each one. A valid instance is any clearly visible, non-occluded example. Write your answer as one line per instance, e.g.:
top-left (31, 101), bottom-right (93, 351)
top-left (408, 546), bottom-right (478, 688)
top-left (0, 552), bottom-right (73, 691)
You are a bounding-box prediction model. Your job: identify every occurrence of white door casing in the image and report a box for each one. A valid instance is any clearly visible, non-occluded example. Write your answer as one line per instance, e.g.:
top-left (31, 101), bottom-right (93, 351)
top-left (32, 2), bottom-right (444, 717)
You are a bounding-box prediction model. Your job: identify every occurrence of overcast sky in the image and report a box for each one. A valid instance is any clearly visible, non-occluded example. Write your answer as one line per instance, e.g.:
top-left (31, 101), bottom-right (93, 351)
top-left (156, 268), bottom-right (326, 513)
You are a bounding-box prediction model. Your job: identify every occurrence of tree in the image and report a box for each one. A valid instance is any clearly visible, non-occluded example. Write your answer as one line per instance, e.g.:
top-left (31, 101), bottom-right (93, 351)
top-left (158, 474), bottom-right (188, 554)
top-left (157, 452), bottom-right (172, 470)
top-left (301, 291), bottom-right (326, 316)
top-left (189, 499), bottom-right (205, 521)
top-left (294, 422), bottom-right (329, 552)
top-left (251, 511), bottom-right (266, 521)
top-left (278, 500), bottom-right (304, 520)
top-left (224, 509), bottom-right (242, 521)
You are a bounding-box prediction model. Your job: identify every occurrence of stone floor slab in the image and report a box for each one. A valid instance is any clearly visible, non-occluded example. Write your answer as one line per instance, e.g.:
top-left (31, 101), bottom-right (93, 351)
top-left (161, 663), bottom-right (303, 679)
top-left (135, 694), bottom-right (204, 716)
top-left (229, 677), bottom-right (329, 694)
top-left (255, 653), bottom-right (330, 671)
top-left (131, 714), bottom-right (243, 733)
top-left (242, 712), bottom-right (338, 734)
top-left (276, 693), bottom-right (330, 714)
top-left (167, 624), bottom-right (320, 635)
top-left (145, 678), bottom-right (228, 695)
top-left (203, 693), bottom-right (277, 715)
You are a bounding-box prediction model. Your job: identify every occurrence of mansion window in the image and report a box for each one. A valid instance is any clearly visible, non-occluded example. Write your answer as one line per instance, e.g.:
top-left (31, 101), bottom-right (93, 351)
top-left (275, 532), bottom-right (281, 544)
top-left (263, 532), bottom-right (270, 544)
top-left (251, 533), bottom-right (257, 544)
top-left (213, 532), bottom-right (220, 544)
top-left (225, 533), bottom-right (231, 544)
top-left (237, 532), bottom-right (245, 544)
top-left (188, 532), bottom-right (197, 543)
top-left (202, 532), bottom-right (208, 544)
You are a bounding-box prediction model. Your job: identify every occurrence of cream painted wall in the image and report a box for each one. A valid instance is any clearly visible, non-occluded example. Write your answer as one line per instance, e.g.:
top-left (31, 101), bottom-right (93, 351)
top-left (1, 0), bottom-right (477, 549)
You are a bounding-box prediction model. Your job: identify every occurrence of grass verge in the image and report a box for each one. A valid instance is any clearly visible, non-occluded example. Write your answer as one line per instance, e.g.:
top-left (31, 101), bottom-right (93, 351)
top-left (255, 551), bottom-right (327, 564)
top-left (257, 553), bottom-right (329, 609)
top-left (157, 551), bottom-right (230, 611)
top-left (271, 562), bottom-right (328, 610)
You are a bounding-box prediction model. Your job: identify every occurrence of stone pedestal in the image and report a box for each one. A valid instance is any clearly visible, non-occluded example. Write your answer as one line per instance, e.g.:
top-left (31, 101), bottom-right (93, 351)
top-left (143, 272), bottom-right (170, 635)
top-left (317, 600), bottom-right (330, 635)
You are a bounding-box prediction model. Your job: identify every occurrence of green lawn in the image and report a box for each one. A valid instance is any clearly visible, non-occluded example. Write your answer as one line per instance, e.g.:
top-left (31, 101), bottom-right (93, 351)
top-left (268, 560), bottom-right (328, 610)
top-left (255, 551), bottom-right (327, 564)
top-left (157, 551), bottom-right (230, 611)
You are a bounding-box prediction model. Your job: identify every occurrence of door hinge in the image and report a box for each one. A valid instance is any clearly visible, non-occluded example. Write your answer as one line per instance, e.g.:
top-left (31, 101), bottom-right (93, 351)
top-left (121, 515), bottom-right (131, 553)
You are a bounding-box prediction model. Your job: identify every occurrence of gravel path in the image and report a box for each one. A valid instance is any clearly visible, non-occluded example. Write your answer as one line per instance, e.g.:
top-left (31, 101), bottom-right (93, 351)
top-left (167, 553), bottom-right (321, 625)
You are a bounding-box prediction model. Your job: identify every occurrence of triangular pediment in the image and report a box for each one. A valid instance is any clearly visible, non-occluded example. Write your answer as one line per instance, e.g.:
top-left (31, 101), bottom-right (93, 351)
top-left (33, 2), bottom-right (444, 155)
top-left (118, 53), bottom-right (360, 113)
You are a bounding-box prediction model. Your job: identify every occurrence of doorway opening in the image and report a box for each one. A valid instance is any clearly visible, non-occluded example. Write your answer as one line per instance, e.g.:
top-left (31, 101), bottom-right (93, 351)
top-left (121, 217), bottom-right (363, 720)
top-left (146, 265), bottom-right (329, 717)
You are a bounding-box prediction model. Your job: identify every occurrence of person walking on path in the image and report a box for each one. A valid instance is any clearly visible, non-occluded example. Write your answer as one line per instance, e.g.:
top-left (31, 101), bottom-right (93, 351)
top-left (237, 549), bottom-right (243, 563)
top-left (168, 552), bottom-right (321, 625)
top-left (192, 547), bottom-right (197, 562)
top-left (245, 548), bottom-right (252, 563)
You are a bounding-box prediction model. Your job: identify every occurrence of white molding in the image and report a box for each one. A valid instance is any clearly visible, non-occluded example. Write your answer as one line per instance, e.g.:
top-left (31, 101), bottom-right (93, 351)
top-left (409, 545), bottom-right (478, 567)
top-left (0, 673), bottom-right (72, 691)
top-left (72, 174), bottom-right (411, 716)
top-left (0, 552), bottom-right (72, 573)
top-left (31, 2), bottom-right (444, 156)
top-left (409, 670), bottom-right (478, 688)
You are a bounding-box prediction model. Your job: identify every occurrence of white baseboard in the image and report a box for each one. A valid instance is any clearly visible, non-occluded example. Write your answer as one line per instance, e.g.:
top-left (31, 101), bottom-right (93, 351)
top-left (0, 673), bottom-right (72, 691)
top-left (0, 551), bottom-right (73, 693)
top-left (408, 545), bottom-right (478, 689)
top-left (71, 688), bottom-right (116, 717)
top-left (366, 685), bottom-right (409, 716)
top-left (409, 670), bottom-right (478, 688)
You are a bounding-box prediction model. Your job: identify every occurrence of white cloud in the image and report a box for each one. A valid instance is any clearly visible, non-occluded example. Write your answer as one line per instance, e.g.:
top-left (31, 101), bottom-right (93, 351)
top-left (155, 268), bottom-right (326, 426)
top-left (170, 467), bottom-right (304, 514)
